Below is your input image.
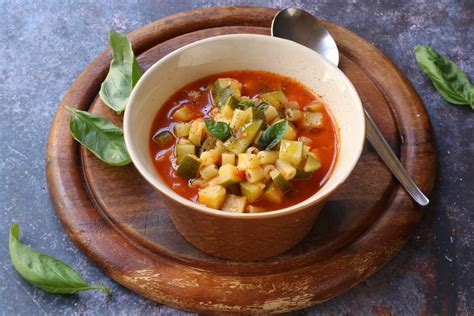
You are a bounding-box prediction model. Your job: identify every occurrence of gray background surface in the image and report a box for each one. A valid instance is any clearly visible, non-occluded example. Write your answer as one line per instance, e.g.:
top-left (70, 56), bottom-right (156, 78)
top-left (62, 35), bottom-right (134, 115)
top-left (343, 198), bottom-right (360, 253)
top-left (1, 0), bottom-right (472, 314)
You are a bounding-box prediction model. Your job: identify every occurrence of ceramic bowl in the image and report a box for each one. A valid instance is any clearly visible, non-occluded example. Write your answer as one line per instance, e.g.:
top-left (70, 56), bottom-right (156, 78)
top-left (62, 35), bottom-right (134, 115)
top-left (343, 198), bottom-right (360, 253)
top-left (124, 34), bottom-right (365, 261)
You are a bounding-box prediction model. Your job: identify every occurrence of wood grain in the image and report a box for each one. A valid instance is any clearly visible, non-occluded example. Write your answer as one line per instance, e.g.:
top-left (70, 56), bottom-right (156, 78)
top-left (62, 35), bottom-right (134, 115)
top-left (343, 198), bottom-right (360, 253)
top-left (46, 6), bottom-right (436, 313)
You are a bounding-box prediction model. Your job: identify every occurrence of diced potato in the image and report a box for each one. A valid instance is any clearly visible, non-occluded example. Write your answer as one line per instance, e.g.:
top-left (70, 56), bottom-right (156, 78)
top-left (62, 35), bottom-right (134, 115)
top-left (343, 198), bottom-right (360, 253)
top-left (200, 149), bottom-right (220, 167)
top-left (172, 106), bottom-right (193, 122)
top-left (222, 194), bottom-right (247, 213)
top-left (283, 100), bottom-right (300, 110)
top-left (305, 102), bottom-right (325, 112)
top-left (221, 153), bottom-right (236, 166)
top-left (262, 183), bottom-right (283, 204)
top-left (221, 103), bottom-right (235, 118)
top-left (303, 145), bottom-right (311, 157)
top-left (248, 205), bottom-right (268, 213)
top-left (257, 150), bottom-right (279, 164)
top-left (200, 164), bottom-right (219, 180)
top-left (282, 123), bottom-right (297, 140)
top-left (264, 105), bottom-right (279, 122)
top-left (230, 109), bottom-right (249, 130)
top-left (219, 164), bottom-right (244, 185)
top-left (198, 185), bottom-right (226, 209)
top-left (285, 108), bottom-right (303, 121)
top-left (240, 181), bottom-right (265, 203)
top-left (245, 167), bottom-right (265, 183)
top-left (275, 159), bottom-right (297, 180)
top-left (174, 123), bottom-right (191, 137)
top-left (279, 140), bottom-right (304, 166)
top-left (215, 140), bottom-right (226, 154)
top-left (189, 120), bottom-right (205, 145)
top-left (302, 112), bottom-right (323, 128)
top-left (237, 153), bottom-right (260, 170)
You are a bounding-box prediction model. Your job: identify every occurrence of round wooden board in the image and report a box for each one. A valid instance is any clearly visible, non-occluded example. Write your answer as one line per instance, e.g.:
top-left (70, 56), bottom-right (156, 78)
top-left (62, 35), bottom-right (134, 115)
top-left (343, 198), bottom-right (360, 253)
top-left (46, 6), bottom-right (436, 314)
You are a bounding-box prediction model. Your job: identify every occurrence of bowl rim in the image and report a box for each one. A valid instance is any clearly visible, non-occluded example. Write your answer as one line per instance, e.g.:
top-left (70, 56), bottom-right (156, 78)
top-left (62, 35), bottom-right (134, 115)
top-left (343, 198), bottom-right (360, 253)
top-left (124, 33), bottom-right (365, 219)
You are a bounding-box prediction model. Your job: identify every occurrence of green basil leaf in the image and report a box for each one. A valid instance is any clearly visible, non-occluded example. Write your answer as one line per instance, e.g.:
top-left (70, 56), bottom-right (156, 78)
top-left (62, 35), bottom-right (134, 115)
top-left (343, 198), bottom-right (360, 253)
top-left (415, 45), bottom-right (474, 109)
top-left (204, 118), bottom-right (231, 141)
top-left (237, 99), bottom-right (254, 109)
top-left (217, 87), bottom-right (233, 108)
top-left (257, 119), bottom-right (289, 150)
top-left (66, 106), bottom-right (131, 166)
top-left (99, 30), bottom-right (143, 113)
top-left (9, 224), bottom-right (110, 294)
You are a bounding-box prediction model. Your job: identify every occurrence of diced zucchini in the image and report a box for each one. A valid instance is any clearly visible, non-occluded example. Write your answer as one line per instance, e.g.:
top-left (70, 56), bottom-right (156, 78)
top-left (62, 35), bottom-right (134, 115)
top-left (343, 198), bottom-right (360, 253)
top-left (221, 153), bottom-right (236, 166)
top-left (237, 153), bottom-right (260, 170)
top-left (262, 183), bottom-right (283, 204)
top-left (246, 107), bottom-right (267, 128)
top-left (259, 91), bottom-right (288, 109)
top-left (237, 99), bottom-right (255, 109)
top-left (172, 106), bottom-right (193, 122)
top-left (257, 150), bottom-right (279, 164)
top-left (200, 137), bottom-right (216, 155)
top-left (174, 123), bottom-right (191, 137)
top-left (152, 130), bottom-right (174, 146)
top-left (175, 143), bottom-right (195, 164)
top-left (188, 120), bottom-right (205, 146)
top-left (224, 120), bottom-right (263, 154)
top-left (200, 164), bottom-right (219, 180)
top-left (176, 154), bottom-right (201, 179)
top-left (200, 149), bottom-right (220, 166)
top-left (275, 159), bottom-right (297, 180)
top-left (245, 167), bottom-right (265, 183)
top-left (240, 181), bottom-right (265, 203)
top-left (279, 140), bottom-right (304, 166)
top-left (304, 152), bottom-right (322, 172)
top-left (294, 168), bottom-right (313, 180)
top-left (221, 194), bottom-right (247, 213)
top-left (218, 164), bottom-right (244, 185)
top-left (305, 102), bottom-right (325, 112)
top-left (302, 112), bottom-right (323, 128)
top-left (229, 109), bottom-right (249, 130)
top-left (198, 185), bottom-right (226, 209)
top-left (227, 183), bottom-right (241, 195)
top-left (269, 169), bottom-right (293, 194)
top-left (248, 205), bottom-right (268, 213)
top-left (264, 105), bottom-right (279, 122)
top-left (213, 78), bottom-right (242, 107)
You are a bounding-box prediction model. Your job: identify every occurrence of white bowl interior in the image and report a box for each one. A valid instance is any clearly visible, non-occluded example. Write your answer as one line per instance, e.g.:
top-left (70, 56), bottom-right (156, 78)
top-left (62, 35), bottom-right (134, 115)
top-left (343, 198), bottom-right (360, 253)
top-left (125, 34), bottom-right (365, 217)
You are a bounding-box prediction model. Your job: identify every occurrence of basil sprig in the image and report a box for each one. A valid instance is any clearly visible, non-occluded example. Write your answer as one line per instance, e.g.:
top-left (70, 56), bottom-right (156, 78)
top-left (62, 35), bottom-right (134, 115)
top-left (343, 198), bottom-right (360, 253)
top-left (257, 119), bottom-right (289, 150)
top-left (9, 224), bottom-right (110, 294)
top-left (66, 106), bottom-right (131, 166)
top-left (99, 31), bottom-right (143, 113)
top-left (415, 45), bottom-right (473, 109)
top-left (204, 119), bottom-right (231, 141)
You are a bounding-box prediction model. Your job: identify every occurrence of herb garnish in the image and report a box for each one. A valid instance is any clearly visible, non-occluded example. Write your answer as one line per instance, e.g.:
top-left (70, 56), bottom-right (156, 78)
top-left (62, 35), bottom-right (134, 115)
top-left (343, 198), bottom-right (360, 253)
top-left (66, 106), bottom-right (131, 166)
top-left (257, 119), bottom-right (289, 150)
top-left (415, 45), bottom-right (473, 109)
top-left (9, 224), bottom-right (110, 294)
top-left (99, 31), bottom-right (143, 113)
top-left (204, 119), bottom-right (232, 141)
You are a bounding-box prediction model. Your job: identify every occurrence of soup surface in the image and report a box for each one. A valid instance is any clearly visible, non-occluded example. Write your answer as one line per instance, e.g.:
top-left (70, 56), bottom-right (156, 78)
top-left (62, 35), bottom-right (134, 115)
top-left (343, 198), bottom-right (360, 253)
top-left (149, 70), bottom-right (338, 213)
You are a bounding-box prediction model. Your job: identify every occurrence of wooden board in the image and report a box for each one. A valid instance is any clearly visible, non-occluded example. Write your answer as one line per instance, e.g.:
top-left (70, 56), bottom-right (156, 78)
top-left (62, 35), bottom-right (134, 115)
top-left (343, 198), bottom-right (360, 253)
top-left (46, 6), bottom-right (436, 314)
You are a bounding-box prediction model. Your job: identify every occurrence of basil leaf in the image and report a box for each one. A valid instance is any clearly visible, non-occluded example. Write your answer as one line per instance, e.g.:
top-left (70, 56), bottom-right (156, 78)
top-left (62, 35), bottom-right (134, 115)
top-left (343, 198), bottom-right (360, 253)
top-left (9, 224), bottom-right (110, 294)
top-left (99, 30), bottom-right (143, 113)
top-left (204, 119), bottom-right (231, 141)
top-left (217, 87), bottom-right (233, 108)
top-left (66, 106), bottom-right (131, 166)
top-left (257, 120), bottom-right (289, 150)
top-left (237, 99), bottom-right (254, 109)
top-left (415, 45), bottom-right (474, 109)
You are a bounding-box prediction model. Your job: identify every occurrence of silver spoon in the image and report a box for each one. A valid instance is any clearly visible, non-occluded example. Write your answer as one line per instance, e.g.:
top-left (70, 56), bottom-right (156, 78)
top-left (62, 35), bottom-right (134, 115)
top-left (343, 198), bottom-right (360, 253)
top-left (272, 8), bottom-right (429, 206)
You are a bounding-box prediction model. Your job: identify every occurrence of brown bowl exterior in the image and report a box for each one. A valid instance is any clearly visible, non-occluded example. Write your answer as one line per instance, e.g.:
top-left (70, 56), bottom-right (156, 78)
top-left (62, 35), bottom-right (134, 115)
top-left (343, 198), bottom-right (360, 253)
top-left (161, 193), bottom-right (323, 261)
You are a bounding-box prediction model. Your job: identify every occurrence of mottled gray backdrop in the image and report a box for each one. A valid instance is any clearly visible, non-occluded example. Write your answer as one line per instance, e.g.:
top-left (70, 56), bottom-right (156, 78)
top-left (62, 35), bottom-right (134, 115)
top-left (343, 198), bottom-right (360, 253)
top-left (1, 0), bottom-right (472, 315)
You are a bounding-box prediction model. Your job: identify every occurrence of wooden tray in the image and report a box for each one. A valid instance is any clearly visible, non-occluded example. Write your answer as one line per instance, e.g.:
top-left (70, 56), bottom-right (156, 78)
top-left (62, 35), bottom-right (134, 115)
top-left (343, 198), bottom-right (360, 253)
top-left (46, 6), bottom-right (436, 314)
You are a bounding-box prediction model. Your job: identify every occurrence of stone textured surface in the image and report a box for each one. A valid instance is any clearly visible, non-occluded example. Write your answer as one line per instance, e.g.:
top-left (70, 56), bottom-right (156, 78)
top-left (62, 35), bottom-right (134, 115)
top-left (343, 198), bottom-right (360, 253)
top-left (0, 0), bottom-right (472, 314)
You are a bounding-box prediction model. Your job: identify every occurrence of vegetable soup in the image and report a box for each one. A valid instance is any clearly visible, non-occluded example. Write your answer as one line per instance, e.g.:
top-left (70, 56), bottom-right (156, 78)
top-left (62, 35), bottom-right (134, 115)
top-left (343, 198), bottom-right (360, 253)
top-left (149, 70), bottom-right (338, 213)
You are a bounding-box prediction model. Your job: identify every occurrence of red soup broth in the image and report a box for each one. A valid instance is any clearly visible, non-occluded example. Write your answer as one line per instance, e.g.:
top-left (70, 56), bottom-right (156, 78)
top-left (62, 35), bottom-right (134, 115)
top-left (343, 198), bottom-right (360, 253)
top-left (149, 70), bottom-right (338, 211)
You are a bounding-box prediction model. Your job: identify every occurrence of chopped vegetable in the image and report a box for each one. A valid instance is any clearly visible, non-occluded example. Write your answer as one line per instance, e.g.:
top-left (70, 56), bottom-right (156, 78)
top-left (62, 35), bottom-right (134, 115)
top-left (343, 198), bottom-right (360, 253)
top-left (302, 112), bottom-right (323, 128)
top-left (262, 183), bottom-right (283, 204)
top-left (269, 169), bottom-right (293, 194)
top-left (221, 153), bottom-right (236, 166)
top-left (152, 130), bottom-right (174, 146)
top-left (175, 143), bottom-right (195, 163)
top-left (304, 152), bottom-right (322, 172)
top-left (200, 164), bottom-right (219, 180)
top-left (198, 185), bottom-right (226, 209)
top-left (172, 106), bottom-right (194, 122)
top-left (240, 181), bottom-right (265, 203)
top-left (188, 120), bottom-right (205, 145)
top-left (174, 123), bottom-right (191, 137)
top-left (219, 164), bottom-right (244, 185)
top-left (279, 140), bottom-right (304, 166)
top-left (176, 154), bottom-right (201, 179)
top-left (222, 194), bottom-right (247, 213)
top-left (259, 91), bottom-right (288, 109)
top-left (224, 120), bottom-right (263, 154)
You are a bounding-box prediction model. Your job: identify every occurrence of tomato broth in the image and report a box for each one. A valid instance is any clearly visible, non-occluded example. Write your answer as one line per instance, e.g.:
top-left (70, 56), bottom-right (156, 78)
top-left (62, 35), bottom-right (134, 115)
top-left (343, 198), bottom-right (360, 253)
top-left (149, 70), bottom-right (338, 211)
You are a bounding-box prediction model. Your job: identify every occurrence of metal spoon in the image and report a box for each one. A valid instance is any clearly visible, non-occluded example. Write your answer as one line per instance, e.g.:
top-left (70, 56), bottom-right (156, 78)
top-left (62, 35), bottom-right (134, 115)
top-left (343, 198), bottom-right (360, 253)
top-left (272, 8), bottom-right (429, 206)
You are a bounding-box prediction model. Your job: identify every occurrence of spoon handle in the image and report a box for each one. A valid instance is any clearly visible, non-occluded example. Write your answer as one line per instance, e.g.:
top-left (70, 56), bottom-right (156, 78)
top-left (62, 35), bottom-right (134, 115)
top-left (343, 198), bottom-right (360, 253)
top-left (364, 110), bottom-right (429, 206)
